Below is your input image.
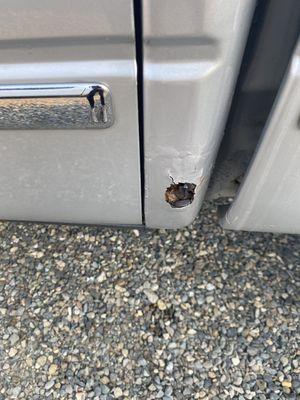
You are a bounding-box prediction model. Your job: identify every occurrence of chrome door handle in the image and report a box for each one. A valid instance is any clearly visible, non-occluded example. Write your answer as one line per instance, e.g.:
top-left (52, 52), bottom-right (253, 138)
top-left (86, 86), bottom-right (108, 124)
top-left (0, 83), bottom-right (114, 130)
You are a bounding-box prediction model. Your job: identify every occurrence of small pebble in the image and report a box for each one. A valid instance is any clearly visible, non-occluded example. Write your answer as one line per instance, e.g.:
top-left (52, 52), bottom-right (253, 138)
top-left (113, 387), bottom-right (123, 398)
top-left (0, 205), bottom-right (298, 399)
top-left (143, 289), bottom-right (158, 304)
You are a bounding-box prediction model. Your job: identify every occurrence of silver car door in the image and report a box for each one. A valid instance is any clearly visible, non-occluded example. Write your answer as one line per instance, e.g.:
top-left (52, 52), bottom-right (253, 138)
top-left (0, 0), bottom-right (142, 225)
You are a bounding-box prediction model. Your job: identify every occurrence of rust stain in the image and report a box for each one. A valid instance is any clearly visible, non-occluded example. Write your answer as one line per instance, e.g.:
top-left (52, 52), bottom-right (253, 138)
top-left (165, 181), bottom-right (196, 208)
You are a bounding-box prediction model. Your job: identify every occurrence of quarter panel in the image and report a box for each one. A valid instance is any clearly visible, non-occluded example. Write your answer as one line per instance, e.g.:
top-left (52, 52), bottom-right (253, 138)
top-left (143, 0), bottom-right (256, 228)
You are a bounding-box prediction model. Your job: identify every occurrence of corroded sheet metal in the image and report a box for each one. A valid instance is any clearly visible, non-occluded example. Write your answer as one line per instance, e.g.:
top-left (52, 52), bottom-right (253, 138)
top-left (143, 0), bottom-right (256, 228)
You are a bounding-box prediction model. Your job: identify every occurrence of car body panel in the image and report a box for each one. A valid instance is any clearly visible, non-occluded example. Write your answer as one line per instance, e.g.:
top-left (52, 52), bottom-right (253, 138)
top-left (222, 40), bottom-right (300, 233)
top-left (143, 0), bottom-right (256, 228)
top-left (0, 0), bottom-right (142, 225)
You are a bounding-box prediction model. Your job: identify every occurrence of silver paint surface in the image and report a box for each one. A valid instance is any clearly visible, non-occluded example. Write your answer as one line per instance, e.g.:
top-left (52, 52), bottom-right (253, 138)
top-left (221, 39), bottom-right (300, 233)
top-left (143, 0), bottom-right (256, 228)
top-left (0, 0), bottom-right (142, 225)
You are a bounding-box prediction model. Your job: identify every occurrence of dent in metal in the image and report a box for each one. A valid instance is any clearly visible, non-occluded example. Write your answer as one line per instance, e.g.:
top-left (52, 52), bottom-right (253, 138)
top-left (0, 83), bottom-right (113, 130)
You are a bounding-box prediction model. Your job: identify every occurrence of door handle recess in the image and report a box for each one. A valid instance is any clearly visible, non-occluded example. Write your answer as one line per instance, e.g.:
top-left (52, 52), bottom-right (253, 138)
top-left (0, 83), bottom-right (114, 130)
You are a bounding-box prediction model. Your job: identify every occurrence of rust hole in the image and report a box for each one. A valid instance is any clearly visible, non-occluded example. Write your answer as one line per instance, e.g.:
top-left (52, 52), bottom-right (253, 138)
top-left (165, 180), bottom-right (196, 208)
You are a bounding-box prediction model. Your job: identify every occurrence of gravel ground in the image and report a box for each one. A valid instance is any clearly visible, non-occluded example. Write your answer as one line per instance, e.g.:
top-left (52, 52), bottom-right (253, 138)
top-left (0, 203), bottom-right (299, 400)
